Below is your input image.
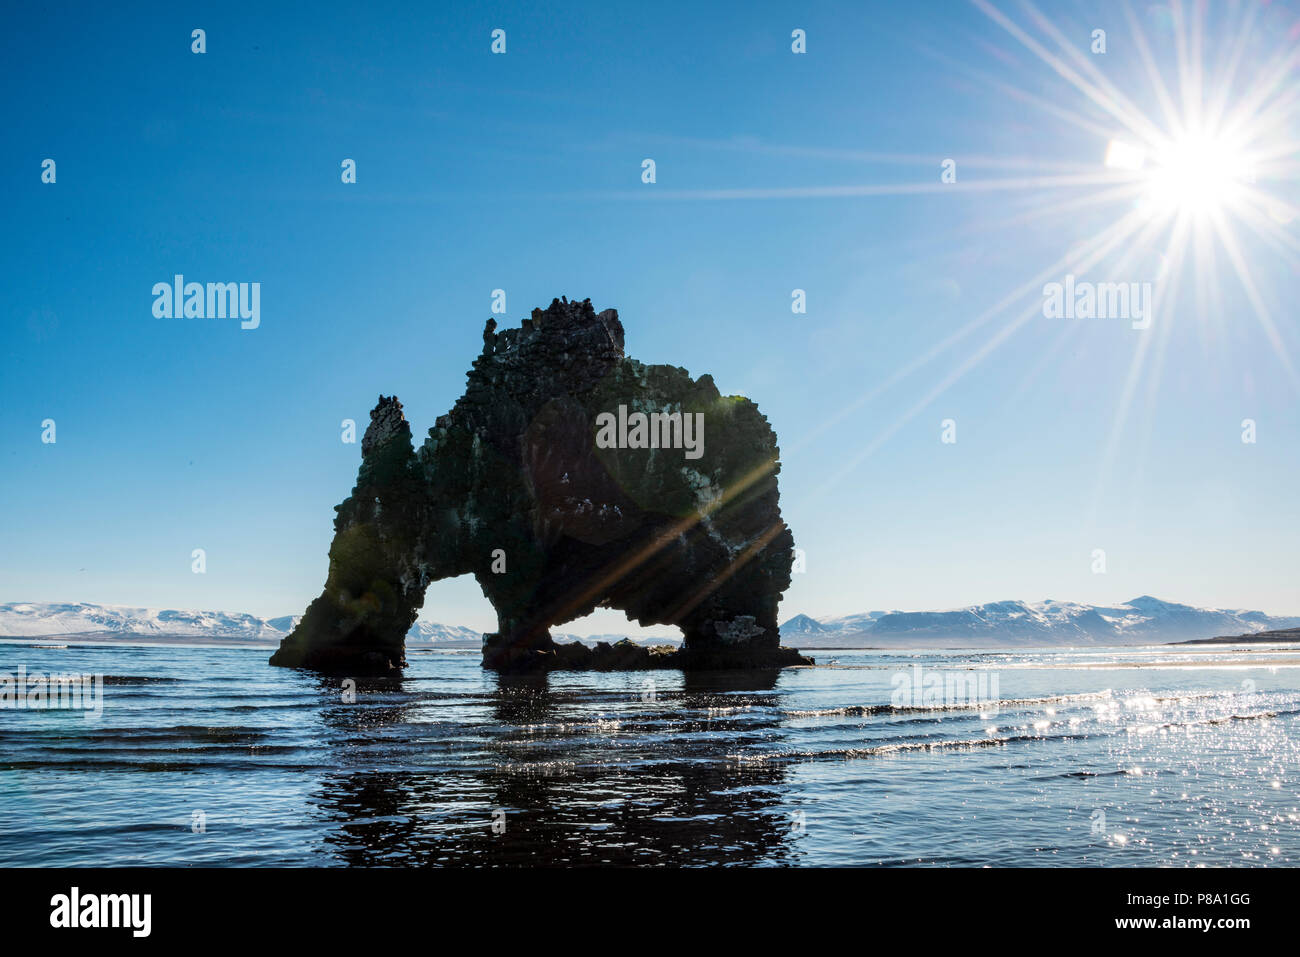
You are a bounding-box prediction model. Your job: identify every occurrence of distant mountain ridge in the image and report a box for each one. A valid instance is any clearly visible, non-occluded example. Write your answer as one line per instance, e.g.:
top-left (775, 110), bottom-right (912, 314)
top-left (0, 602), bottom-right (296, 641)
top-left (781, 596), bottom-right (1300, 647)
top-left (3, 597), bottom-right (1296, 649)
top-left (0, 602), bottom-right (676, 648)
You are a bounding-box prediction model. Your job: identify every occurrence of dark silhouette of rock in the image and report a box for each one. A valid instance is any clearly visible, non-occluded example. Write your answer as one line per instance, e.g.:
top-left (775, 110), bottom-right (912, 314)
top-left (270, 298), bottom-right (810, 674)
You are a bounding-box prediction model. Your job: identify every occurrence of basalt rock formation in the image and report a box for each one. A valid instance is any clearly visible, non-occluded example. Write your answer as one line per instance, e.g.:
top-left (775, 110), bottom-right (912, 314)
top-left (270, 298), bottom-right (811, 674)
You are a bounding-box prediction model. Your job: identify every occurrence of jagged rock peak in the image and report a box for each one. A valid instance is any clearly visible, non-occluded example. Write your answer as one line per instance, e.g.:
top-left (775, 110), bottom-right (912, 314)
top-left (480, 297), bottom-right (624, 359)
top-left (361, 395), bottom-right (410, 454)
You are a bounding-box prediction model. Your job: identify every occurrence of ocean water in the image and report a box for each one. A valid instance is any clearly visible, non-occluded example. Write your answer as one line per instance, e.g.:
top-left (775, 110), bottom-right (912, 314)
top-left (1, 640), bottom-right (1297, 867)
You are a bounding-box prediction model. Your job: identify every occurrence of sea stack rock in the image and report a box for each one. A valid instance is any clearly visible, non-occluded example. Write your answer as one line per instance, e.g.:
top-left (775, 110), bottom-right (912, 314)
top-left (270, 298), bottom-right (811, 674)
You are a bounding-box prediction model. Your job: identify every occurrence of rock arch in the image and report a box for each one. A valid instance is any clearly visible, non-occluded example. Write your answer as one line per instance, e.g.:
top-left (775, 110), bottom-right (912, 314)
top-left (269, 298), bottom-right (810, 674)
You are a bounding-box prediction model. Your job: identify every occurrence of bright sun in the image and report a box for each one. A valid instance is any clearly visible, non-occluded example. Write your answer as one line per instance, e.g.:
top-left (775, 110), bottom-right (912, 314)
top-left (1144, 133), bottom-right (1254, 216)
top-left (1106, 130), bottom-right (1254, 218)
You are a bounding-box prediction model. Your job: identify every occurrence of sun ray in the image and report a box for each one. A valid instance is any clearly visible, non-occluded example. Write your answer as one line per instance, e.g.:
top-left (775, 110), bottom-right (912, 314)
top-left (971, 0), bottom-right (1168, 147)
top-left (1170, 0), bottom-right (1203, 137)
top-left (1123, 0), bottom-right (1185, 137)
top-left (784, 206), bottom-right (1152, 461)
top-left (1209, 210), bottom-right (1300, 390)
top-left (810, 210), bottom-right (1152, 497)
top-left (936, 51), bottom-right (1136, 143)
top-left (603, 171), bottom-right (1133, 202)
top-left (1221, 45), bottom-right (1300, 144)
top-left (1088, 211), bottom-right (1192, 525)
top-left (1018, 0), bottom-right (1174, 146)
top-left (1204, 3), bottom-right (1262, 132)
top-left (944, 181), bottom-right (1148, 239)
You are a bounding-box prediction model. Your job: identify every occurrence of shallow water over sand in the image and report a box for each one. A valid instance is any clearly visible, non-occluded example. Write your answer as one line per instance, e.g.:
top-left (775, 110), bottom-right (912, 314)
top-left (2, 640), bottom-right (1297, 866)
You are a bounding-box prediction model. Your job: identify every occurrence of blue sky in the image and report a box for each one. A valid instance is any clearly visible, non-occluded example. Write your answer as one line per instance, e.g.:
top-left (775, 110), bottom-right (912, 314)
top-left (2, 0), bottom-right (1297, 634)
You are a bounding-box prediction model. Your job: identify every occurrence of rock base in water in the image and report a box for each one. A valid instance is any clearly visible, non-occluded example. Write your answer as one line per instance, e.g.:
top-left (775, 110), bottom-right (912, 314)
top-left (489, 638), bottom-right (813, 674)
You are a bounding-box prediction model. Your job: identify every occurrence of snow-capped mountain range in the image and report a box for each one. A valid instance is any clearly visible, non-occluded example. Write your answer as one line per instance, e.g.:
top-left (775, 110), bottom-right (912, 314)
top-left (0, 603), bottom-right (475, 643)
top-left (0, 602), bottom-right (666, 647)
top-left (780, 597), bottom-right (1300, 647)
top-left (1, 597), bottom-right (1295, 648)
top-left (0, 603), bottom-right (298, 640)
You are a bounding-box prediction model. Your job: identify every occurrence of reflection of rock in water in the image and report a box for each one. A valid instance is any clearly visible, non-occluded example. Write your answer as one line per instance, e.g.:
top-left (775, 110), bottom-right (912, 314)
top-left (489, 673), bottom-right (553, 726)
top-left (682, 669), bottom-right (782, 695)
top-left (310, 671), bottom-right (800, 866)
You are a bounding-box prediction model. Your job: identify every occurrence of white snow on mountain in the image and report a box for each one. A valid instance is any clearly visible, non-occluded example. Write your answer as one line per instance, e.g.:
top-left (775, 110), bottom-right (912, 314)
top-left (0, 602), bottom-right (293, 640)
top-left (0, 602), bottom-right (472, 644)
top-left (783, 596), bottom-right (1300, 647)
top-left (5, 596), bottom-right (1295, 649)
top-left (405, 621), bottom-right (483, 644)
top-left (552, 632), bottom-right (681, 647)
